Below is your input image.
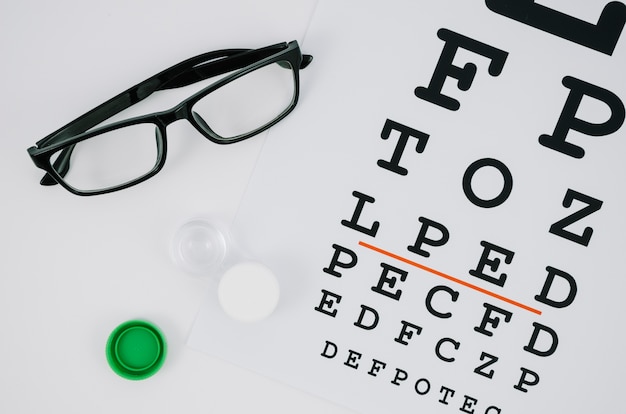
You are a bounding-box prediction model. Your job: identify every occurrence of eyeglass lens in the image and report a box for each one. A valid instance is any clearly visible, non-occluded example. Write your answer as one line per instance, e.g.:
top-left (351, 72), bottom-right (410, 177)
top-left (49, 122), bottom-right (159, 193)
top-left (191, 60), bottom-right (296, 140)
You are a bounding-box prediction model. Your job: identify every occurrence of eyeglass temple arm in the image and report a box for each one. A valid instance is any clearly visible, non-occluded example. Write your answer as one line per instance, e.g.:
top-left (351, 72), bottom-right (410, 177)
top-left (159, 48), bottom-right (313, 90)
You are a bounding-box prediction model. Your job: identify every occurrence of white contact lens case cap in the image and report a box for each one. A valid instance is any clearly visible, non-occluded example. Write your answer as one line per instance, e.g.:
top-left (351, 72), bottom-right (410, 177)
top-left (218, 262), bottom-right (280, 323)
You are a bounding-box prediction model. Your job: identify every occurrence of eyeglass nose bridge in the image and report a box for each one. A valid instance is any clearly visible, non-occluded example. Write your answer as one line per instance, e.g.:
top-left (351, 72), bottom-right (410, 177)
top-left (156, 102), bottom-right (215, 142)
top-left (157, 102), bottom-right (192, 126)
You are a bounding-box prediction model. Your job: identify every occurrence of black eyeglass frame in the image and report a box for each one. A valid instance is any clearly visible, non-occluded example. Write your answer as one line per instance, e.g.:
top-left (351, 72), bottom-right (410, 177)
top-left (27, 40), bottom-right (312, 196)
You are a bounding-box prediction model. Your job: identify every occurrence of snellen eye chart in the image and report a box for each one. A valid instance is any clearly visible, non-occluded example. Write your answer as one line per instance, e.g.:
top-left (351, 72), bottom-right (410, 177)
top-left (188, 1), bottom-right (626, 413)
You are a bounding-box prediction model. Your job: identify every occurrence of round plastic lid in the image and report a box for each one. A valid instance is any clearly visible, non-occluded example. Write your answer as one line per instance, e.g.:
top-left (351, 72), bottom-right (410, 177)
top-left (106, 320), bottom-right (167, 380)
top-left (170, 219), bottom-right (227, 275)
top-left (218, 262), bottom-right (280, 323)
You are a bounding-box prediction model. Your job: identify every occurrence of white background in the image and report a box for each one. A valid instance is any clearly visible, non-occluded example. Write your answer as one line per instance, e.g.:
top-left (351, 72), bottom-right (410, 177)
top-left (0, 1), bottom-right (354, 413)
top-left (3, 1), bottom-right (625, 413)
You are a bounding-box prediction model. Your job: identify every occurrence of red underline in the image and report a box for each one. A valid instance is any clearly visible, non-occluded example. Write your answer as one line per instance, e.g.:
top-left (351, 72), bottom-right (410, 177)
top-left (359, 241), bottom-right (542, 316)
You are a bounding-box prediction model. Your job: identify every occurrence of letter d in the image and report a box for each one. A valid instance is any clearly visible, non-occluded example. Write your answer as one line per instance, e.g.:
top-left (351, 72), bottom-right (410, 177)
top-left (535, 266), bottom-right (577, 308)
top-left (524, 322), bottom-right (559, 357)
top-left (354, 305), bottom-right (379, 330)
top-left (321, 340), bottom-right (338, 359)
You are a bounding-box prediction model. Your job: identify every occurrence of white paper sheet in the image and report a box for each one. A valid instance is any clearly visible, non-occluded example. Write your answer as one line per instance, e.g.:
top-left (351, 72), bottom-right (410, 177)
top-left (189, 1), bottom-right (626, 412)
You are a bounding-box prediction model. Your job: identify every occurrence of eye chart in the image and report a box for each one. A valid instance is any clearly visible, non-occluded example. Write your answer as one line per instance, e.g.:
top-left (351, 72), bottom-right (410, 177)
top-left (188, 1), bottom-right (626, 413)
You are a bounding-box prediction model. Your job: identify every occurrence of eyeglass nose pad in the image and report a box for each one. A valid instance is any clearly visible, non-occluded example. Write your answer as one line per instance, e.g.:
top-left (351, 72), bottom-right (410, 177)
top-left (190, 111), bottom-right (215, 136)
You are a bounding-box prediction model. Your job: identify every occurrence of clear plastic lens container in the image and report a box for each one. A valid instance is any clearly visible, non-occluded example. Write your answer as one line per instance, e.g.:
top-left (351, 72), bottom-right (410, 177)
top-left (170, 218), bottom-right (229, 276)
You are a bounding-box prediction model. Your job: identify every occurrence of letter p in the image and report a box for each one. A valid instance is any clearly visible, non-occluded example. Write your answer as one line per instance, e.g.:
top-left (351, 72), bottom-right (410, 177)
top-left (539, 76), bottom-right (625, 158)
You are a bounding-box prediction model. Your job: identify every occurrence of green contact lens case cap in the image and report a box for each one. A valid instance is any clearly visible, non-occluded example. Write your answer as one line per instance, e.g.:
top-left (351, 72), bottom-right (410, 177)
top-left (106, 320), bottom-right (167, 380)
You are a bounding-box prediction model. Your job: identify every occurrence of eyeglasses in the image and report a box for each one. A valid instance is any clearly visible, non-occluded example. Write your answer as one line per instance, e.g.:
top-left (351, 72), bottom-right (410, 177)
top-left (27, 40), bottom-right (312, 196)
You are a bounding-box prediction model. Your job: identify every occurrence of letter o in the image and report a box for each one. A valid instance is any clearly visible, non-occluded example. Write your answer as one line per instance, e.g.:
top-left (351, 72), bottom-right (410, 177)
top-left (414, 378), bottom-right (431, 395)
top-left (463, 158), bottom-right (513, 208)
